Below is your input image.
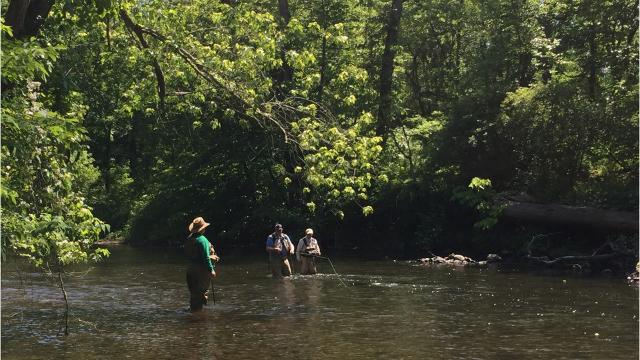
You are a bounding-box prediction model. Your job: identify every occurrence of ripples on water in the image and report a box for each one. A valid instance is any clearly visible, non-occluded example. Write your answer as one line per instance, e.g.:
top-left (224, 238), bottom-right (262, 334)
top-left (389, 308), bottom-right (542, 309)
top-left (2, 247), bottom-right (638, 359)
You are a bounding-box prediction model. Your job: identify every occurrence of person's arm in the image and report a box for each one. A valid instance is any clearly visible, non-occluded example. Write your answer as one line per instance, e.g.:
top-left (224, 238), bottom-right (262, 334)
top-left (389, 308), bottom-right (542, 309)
top-left (285, 235), bottom-right (294, 255)
top-left (198, 236), bottom-right (215, 274)
top-left (209, 244), bottom-right (220, 262)
top-left (265, 236), bottom-right (272, 252)
top-left (266, 236), bottom-right (279, 253)
top-left (313, 238), bottom-right (321, 255)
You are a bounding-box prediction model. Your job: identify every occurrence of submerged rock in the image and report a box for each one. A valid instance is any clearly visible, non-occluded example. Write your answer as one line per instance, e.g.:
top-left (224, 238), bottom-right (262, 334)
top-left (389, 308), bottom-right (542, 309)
top-left (450, 254), bottom-right (466, 262)
top-left (601, 268), bottom-right (614, 277)
top-left (414, 253), bottom-right (495, 267)
top-left (486, 254), bottom-right (502, 263)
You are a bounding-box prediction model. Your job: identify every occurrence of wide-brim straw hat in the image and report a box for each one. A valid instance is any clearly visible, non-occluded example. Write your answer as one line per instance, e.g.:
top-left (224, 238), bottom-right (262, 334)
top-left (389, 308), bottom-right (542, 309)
top-left (188, 217), bottom-right (210, 233)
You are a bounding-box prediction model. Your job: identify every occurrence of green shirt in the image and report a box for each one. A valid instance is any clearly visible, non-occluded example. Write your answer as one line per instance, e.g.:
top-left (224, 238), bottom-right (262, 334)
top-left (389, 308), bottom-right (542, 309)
top-left (190, 234), bottom-right (214, 272)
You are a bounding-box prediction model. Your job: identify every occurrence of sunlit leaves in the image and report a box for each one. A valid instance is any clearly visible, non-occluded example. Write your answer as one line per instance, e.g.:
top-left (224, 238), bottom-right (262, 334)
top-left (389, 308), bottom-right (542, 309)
top-left (362, 206), bottom-right (374, 216)
top-left (451, 178), bottom-right (502, 230)
top-left (1, 31), bottom-right (110, 269)
top-left (306, 201), bottom-right (316, 213)
top-left (1, 24), bottom-right (63, 85)
top-left (469, 177), bottom-right (492, 191)
top-left (290, 110), bottom-right (383, 217)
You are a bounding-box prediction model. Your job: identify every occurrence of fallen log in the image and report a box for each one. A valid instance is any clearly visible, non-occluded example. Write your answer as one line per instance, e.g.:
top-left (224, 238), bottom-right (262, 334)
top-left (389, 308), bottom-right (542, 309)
top-left (500, 200), bottom-right (638, 232)
top-left (525, 253), bottom-right (625, 266)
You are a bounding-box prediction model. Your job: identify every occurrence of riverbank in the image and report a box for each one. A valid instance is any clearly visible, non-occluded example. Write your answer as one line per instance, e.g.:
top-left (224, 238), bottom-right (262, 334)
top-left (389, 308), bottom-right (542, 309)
top-left (96, 232), bottom-right (639, 282)
top-left (409, 251), bottom-right (639, 283)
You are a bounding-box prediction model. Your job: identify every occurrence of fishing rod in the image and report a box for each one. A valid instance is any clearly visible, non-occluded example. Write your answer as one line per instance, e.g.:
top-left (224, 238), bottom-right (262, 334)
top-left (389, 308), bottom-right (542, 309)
top-left (209, 279), bottom-right (216, 305)
top-left (209, 253), bottom-right (220, 305)
top-left (301, 253), bottom-right (349, 287)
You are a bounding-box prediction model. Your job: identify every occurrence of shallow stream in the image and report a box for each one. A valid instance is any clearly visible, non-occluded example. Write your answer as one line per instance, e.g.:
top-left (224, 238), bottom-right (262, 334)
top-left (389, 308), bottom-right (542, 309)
top-left (2, 246), bottom-right (638, 359)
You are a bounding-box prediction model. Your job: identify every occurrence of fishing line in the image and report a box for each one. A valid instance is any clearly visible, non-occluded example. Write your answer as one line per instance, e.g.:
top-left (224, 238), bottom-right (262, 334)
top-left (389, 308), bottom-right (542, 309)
top-left (305, 254), bottom-right (349, 287)
top-left (209, 280), bottom-right (216, 305)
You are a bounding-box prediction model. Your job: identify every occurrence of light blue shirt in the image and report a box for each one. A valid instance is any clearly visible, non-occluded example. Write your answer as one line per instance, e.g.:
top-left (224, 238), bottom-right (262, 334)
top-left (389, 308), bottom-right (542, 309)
top-left (266, 233), bottom-right (292, 257)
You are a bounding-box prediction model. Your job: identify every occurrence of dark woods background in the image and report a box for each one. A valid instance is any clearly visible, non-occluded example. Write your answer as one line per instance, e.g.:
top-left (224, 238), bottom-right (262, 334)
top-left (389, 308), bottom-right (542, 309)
top-left (2, 0), bottom-right (638, 265)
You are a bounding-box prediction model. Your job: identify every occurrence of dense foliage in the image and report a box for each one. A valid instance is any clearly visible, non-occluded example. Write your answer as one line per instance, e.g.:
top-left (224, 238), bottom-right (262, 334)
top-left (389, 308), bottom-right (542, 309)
top-left (1, 22), bottom-right (109, 269)
top-left (2, 0), bottom-right (637, 259)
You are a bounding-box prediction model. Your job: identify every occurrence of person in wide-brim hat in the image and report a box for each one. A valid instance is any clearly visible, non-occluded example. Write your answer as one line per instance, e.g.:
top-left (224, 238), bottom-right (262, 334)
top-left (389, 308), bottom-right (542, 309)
top-left (184, 216), bottom-right (216, 312)
top-left (188, 216), bottom-right (210, 234)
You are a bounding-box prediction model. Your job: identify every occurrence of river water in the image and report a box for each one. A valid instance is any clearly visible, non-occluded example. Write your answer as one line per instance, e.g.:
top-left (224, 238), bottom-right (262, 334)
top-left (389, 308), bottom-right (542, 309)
top-left (2, 246), bottom-right (638, 359)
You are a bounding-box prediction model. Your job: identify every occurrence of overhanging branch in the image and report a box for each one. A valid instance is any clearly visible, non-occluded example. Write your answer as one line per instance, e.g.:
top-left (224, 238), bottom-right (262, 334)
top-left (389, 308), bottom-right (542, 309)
top-left (119, 10), bottom-right (293, 142)
top-left (119, 10), bottom-right (166, 108)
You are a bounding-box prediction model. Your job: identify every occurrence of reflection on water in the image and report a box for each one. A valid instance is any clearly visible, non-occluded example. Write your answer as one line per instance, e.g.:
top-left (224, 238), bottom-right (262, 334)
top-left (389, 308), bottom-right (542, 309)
top-left (2, 246), bottom-right (638, 359)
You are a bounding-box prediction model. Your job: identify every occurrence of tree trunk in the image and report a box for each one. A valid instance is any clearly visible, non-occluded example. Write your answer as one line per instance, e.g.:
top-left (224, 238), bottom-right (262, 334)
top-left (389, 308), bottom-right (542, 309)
top-left (57, 270), bottom-right (70, 336)
top-left (277, 0), bottom-right (291, 24)
top-left (4, 0), bottom-right (30, 37)
top-left (587, 25), bottom-right (598, 99)
top-left (453, 0), bottom-right (462, 86)
top-left (106, 16), bottom-right (112, 50)
top-left (103, 123), bottom-right (112, 193)
top-left (376, 0), bottom-right (404, 139)
top-left (316, 0), bottom-right (327, 102)
top-left (517, 52), bottom-right (533, 87)
top-left (408, 52), bottom-right (427, 115)
top-left (4, 0), bottom-right (54, 39)
top-left (317, 34), bottom-right (327, 102)
top-left (2, 0), bottom-right (55, 93)
top-left (128, 114), bottom-right (140, 185)
top-left (273, 0), bottom-right (293, 99)
top-left (501, 200), bottom-right (638, 232)
top-left (120, 10), bottom-right (166, 108)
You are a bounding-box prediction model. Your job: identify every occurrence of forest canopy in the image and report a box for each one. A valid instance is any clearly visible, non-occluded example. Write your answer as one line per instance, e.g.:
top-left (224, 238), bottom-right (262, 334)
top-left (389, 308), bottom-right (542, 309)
top-left (2, 0), bottom-right (638, 259)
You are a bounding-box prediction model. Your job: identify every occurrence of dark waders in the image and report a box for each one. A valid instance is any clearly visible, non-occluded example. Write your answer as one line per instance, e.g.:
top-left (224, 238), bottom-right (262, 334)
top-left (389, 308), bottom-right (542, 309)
top-left (186, 263), bottom-right (211, 311)
top-left (269, 253), bottom-right (292, 278)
